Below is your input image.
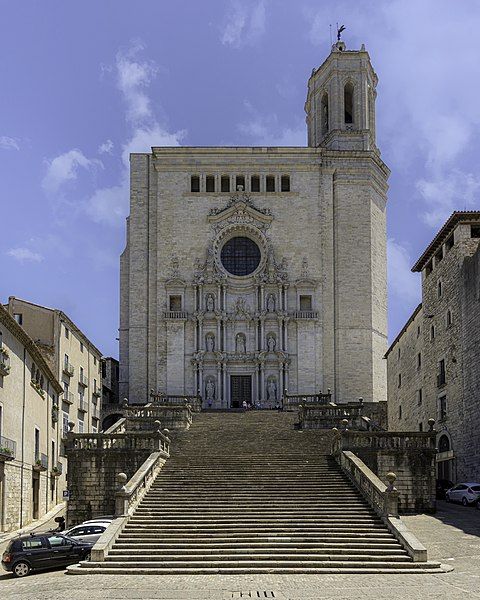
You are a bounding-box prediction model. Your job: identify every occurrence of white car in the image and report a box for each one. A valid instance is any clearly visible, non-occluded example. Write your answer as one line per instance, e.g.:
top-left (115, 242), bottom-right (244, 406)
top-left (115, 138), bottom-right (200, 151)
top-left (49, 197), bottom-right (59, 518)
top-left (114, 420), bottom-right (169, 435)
top-left (445, 482), bottom-right (480, 506)
top-left (64, 521), bottom-right (112, 544)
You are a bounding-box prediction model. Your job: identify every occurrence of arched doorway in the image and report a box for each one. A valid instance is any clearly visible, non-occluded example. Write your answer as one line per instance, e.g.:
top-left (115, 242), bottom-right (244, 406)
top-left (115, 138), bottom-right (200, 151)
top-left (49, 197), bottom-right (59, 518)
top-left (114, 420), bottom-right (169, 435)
top-left (437, 434), bottom-right (454, 482)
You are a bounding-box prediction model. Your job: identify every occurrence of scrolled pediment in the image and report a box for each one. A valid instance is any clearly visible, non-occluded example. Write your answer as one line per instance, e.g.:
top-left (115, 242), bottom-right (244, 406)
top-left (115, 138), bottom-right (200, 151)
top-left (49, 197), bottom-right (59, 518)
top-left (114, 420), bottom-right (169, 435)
top-left (208, 192), bottom-right (272, 229)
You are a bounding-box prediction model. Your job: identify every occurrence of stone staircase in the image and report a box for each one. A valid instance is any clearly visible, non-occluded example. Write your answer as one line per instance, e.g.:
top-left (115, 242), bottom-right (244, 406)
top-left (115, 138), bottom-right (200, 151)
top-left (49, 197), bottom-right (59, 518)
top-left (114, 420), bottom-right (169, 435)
top-left (77, 412), bottom-right (442, 573)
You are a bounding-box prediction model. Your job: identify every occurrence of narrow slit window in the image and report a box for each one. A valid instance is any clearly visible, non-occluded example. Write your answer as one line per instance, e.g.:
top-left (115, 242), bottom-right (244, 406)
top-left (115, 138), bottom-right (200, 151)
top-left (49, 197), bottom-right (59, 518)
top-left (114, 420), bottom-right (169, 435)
top-left (206, 175), bottom-right (215, 193)
top-left (321, 92), bottom-right (329, 135)
top-left (251, 175), bottom-right (260, 192)
top-left (221, 176), bottom-right (230, 192)
top-left (266, 176), bottom-right (275, 192)
top-left (344, 82), bottom-right (354, 124)
top-left (281, 175), bottom-right (290, 192)
top-left (191, 176), bottom-right (200, 193)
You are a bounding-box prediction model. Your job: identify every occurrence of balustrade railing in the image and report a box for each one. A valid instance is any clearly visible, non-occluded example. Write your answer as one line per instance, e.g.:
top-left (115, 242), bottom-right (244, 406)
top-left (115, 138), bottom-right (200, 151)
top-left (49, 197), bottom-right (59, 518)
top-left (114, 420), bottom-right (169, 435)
top-left (337, 450), bottom-right (398, 517)
top-left (163, 311), bottom-right (188, 319)
top-left (340, 431), bottom-right (436, 451)
top-left (66, 431), bottom-right (170, 454)
top-left (283, 391), bottom-right (332, 408)
top-left (289, 310), bottom-right (319, 319)
top-left (149, 392), bottom-right (202, 412)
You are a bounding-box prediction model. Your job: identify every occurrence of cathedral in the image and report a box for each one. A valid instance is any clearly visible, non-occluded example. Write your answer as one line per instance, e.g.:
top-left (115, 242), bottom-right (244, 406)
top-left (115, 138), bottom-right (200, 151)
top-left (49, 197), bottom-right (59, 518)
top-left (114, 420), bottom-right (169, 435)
top-left (119, 40), bottom-right (389, 408)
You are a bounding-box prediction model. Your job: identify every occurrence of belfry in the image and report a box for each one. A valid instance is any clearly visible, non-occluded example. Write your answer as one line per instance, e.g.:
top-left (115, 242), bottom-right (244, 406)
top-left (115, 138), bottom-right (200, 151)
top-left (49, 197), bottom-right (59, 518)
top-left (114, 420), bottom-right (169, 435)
top-left (119, 41), bottom-right (389, 407)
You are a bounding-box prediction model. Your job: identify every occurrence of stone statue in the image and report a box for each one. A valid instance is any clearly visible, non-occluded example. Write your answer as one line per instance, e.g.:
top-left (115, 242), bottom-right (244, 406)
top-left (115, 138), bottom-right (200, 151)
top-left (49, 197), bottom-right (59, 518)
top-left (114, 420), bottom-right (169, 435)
top-left (267, 379), bottom-right (277, 402)
top-left (205, 333), bottom-right (215, 352)
top-left (236, 333), bottom-right (246, 354)
top-left (205, 380), bottom-right (215, 403)
top-left (267, 334), bottom-right (276, 352)
top-left (206, 294), bottom-right (215, 312)
top-left (266, 294), bottom-right (276, 312)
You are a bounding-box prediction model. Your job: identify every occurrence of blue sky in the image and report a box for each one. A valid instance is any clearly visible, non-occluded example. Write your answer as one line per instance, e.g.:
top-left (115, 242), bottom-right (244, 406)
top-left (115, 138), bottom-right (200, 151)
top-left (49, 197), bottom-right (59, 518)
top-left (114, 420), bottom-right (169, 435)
top-left (1, 0), bottom-right (480, 358)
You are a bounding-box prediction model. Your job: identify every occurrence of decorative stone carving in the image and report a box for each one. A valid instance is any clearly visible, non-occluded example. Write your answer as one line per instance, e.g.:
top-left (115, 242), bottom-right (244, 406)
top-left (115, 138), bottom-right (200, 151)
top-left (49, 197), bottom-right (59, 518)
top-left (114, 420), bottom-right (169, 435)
top-left (267, 378), bottom-right (277, 402)
top-left (205, 333), bottom-right (215, 352)
top-left (205, 378), bottom-right (215, 405)
top-left (266, 294), bottom-right (276, 312)
top-left (235, 333), bottom-right (246, 354)
top-left (301, 257), bottom-right (309, 279)
top-left (267, 334), bottom-right (276, 352)
top-left (206, 294), bottom-right (215, 312)
top-left (170, 255), bottom-right (179, 279)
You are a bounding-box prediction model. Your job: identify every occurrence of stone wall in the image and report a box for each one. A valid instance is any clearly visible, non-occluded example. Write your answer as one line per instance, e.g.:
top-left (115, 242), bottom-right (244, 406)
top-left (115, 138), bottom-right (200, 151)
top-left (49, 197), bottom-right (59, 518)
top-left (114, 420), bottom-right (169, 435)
top-left (339, 432), bottom-right (436, 513)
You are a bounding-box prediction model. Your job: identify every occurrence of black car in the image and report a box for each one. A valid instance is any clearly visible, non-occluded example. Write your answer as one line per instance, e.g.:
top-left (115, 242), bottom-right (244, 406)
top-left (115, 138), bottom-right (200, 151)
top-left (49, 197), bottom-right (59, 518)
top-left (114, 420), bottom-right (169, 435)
top-left (2, 532), bottom-right (92, 577)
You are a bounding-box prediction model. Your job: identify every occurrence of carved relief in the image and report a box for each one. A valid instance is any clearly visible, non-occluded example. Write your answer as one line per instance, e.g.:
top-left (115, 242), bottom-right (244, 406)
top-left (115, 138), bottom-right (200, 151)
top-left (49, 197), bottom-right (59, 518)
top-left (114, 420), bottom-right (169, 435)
top-left (206, 294), bottom-right (215, 312)
top-left (235, 333), bottom-right (246, 354)
top-left (267, 333), bottom-right (276, 352)
top-left (205, 333), bottom-right (215, 352)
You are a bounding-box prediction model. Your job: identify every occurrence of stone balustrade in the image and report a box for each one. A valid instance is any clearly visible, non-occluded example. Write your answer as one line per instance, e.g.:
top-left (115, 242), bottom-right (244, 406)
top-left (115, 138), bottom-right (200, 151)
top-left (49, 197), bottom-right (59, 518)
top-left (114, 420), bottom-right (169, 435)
top-left (282, 390), bottom-right (332, 409)
top-left (66, 431), bottom-right (170, 454)
top-left (341, 430), bottom-right (436, 451)
top-left (149, 391), bottom-right (202, 413)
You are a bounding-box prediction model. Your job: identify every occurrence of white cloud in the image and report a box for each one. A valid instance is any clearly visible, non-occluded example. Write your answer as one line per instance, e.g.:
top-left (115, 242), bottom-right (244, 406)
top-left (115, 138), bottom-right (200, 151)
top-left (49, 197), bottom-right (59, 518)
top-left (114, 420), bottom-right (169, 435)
top-left (0, 136), bottom-right (20, 150)
top-left (85, 47), bottom-right (185, 227)
top-left (98, 139), bottom-right (114, 154)
top-left (416, 170), bottom-right (480, 228)
top-left (7, 247), bottom-right (44, 263)
top-left (387, 238), bottom-right (420, 305)
top-left (116, 42), bottom-right (157, 124)
top-left (238, 102), bottom-right (306, 146)
top-left (42, 149), bottom-right (102, 194)
top-left (221, 0), bottom-right (266, 48)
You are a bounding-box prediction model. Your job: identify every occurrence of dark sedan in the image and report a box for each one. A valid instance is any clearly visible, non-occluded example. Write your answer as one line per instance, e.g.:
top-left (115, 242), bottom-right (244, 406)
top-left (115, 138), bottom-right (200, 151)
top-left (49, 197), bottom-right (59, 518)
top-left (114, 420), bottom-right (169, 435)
top-left (2, 532), bottom-right (92, 577)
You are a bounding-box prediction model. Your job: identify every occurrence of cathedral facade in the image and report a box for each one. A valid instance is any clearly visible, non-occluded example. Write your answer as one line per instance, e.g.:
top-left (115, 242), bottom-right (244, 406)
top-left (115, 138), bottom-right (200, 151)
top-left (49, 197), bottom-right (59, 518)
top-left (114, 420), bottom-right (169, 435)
top-left (119, 41), bottom-right (389, 407)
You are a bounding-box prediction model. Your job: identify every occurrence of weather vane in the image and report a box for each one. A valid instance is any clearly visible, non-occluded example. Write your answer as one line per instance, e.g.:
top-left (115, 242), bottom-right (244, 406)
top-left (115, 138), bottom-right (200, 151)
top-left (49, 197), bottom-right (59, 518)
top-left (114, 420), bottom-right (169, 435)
top-left (337, 24), bottom-right (345, 41)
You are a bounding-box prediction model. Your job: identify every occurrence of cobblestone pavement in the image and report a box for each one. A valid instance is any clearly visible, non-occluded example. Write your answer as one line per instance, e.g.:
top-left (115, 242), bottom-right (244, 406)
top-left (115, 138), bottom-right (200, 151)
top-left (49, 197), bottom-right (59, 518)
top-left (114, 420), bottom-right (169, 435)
top-left (1, 501), bottom-right (480, 599)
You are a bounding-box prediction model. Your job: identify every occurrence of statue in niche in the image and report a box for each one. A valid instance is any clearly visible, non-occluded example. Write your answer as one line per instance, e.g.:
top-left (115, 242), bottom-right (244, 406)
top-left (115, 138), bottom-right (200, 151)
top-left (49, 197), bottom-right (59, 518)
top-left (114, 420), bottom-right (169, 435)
top-left (267, 379), bottom-right (277, 402)
top-left (235, 333), bottom-right (246, 354)
top-left (206, 294), bottom-right (215, 312)
top-left (205, 379), bottom-right (215, 405)
top-left (266, 293), bottom-right (276, 312)
top-left (267, 334), bottom-right (276, 352)
top-left (205, 333), bottom-right (215, 352)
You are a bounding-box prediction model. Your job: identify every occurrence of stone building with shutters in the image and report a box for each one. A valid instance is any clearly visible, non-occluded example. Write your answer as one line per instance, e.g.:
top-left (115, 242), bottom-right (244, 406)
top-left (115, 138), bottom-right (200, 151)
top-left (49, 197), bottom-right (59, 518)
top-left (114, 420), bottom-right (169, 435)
top-left (386, 212), bottom-right (480, 483)
top-left (120, 40), bottom-right (389, 408)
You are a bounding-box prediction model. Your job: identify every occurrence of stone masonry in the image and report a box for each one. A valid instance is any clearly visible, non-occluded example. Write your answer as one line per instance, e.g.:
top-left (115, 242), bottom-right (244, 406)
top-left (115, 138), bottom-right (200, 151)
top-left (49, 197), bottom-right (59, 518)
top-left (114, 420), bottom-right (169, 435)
top-left (119, 41), bottom-right (389, 408)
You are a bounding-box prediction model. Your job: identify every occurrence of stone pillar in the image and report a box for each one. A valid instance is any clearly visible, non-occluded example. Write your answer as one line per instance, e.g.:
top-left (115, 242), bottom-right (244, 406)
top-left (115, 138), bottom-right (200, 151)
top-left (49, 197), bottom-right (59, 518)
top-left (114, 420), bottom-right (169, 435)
top-left (216, 318), bottom-right (221, 351)
top-left (278, 364), bottom-right (283, 398)
top-left (223, 286), bottom-right (226, 311)
top-left (222, 363), bottom-right (227, 409)
top-left (260, 284), bottom-right (265, 312)
top-left (260, 317), bottom-right (265, 350)
top-left (277, 284), bottom-right (282, 312)
top-left (283, 284), bottom-right (288, 312)
top-left (198, 317), bottom-right (204, 350)
top-left (284, 317), bottom-right (289, 352)
top-left (216, 362), bottom-right (222, 406)
top-left (284, 363), bottom-right (289, 392)
top-left (217, 284), bottom-right (221, 310)
top-left (198, 366), bottom-right (204, 403)
top-left (199, 284), bottom-right (204, 311)
top-left (259, 363), bottom-right (265, 403)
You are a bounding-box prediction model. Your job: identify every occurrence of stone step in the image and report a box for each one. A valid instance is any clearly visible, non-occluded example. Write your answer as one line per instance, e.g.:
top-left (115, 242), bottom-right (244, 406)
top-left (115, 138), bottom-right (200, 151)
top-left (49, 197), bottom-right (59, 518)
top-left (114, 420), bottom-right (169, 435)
top-left (118, 530), bottom-right (395, 539)
top-left (121, 526), bottom-right (387, 534)
top-left (133, 509), bottom-right (376, 517)
top-left (68, 563), bottom-right (445, 575)
top-left (113, 540), bottom-right (402, 549)
top-left (108, 547), bottom-right (408, 557)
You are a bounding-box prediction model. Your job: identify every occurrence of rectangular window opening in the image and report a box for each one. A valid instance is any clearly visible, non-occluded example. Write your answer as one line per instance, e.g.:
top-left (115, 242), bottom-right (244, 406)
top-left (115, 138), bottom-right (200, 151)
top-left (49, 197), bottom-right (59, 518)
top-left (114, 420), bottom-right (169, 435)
top-left (299, 295), bottom-right (312, 311)
top-left (250, 175), bottom-right (260, 192)
top-left (169, 295), bottom-right (182, 311)
top-left (206, 175), bottom-right (215, 192)
top-left (221, 176), bottom-right (230, 192)
top-left (235, 175), bottom-right (245, 191)
top-left (266, 175), bottom-right (275, 192)
top-left (190, 175), bottom-right (200, 193)
top-left (281, 175), bottom-right (290, 192)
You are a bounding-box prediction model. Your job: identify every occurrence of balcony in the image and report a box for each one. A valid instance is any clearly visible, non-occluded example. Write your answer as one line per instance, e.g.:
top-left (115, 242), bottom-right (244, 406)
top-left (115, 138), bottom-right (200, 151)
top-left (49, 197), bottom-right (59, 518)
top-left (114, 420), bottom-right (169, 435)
top-left (63, 390), bottom-right (74, 404)
top-left (92, 388), bottom-right (102, 399)
top-left (63, 361), bottom-right (74, 377)
top-left (33, 453), bottom-right (48, 472)
top-left (78, 399), bottom-right (87, 413)
top-left (163, 311), bottom-right (188, 320)
top-left (0, 436), bottom-right (16, 461)
top-left (290, 310), bottom-right (319, 320)
top-left (79, 373), bottom-right (89, 387)
top-left (51, 462), bottom-right (63, 477)
top-left (0, 347), bottom-right (10, 376)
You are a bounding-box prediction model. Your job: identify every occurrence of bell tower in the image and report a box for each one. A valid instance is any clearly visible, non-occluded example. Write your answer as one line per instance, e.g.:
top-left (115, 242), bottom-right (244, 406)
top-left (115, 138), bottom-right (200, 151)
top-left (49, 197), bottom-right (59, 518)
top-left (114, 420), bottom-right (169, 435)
top-left (305, 41), bottom-right (378, 151)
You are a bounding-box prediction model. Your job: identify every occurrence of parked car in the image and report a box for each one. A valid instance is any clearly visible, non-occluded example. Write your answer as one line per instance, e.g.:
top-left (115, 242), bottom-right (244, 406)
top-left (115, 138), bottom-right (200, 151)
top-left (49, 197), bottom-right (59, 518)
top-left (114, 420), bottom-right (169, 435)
top-left (445, 482), bottom-right (480, 506)
top-left (64, 521), bottom-right (111, 544)
top-left (436, 478), bottom-right (454, 500)
top-left (1, 532), bottom-right (92, 577)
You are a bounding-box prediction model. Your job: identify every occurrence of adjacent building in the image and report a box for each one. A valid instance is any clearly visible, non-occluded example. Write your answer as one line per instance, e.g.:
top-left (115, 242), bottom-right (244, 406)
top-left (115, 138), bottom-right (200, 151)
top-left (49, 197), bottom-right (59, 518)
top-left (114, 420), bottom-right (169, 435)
top-left (120, 41), bottom-right (389, 407)
top-left (0, 305), bottom-right (64, 532)
top-left (386, 211), bottom-right (480, 482)
top-left (5, 298), bottom-right (103, 437)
